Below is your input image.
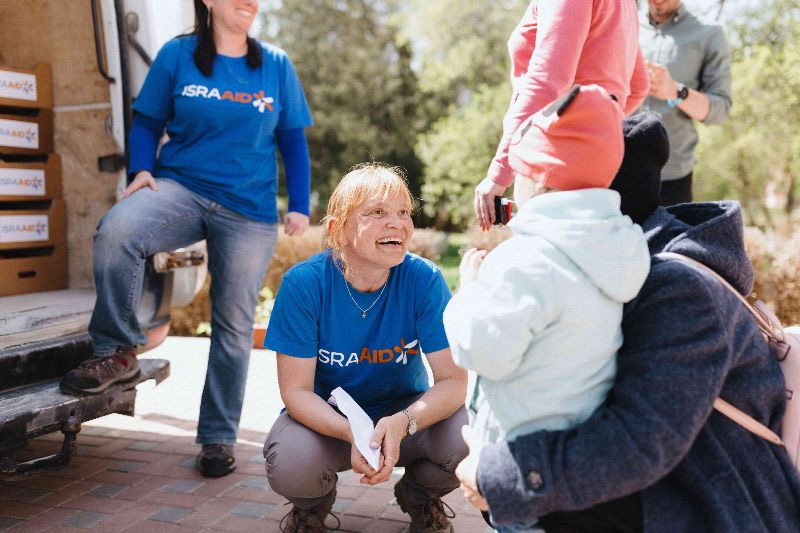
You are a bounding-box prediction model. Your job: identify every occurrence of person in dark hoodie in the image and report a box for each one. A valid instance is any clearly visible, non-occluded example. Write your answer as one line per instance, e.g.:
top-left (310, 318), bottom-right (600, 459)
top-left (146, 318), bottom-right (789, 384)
top-left (457, 111), bottom-right (800, 532)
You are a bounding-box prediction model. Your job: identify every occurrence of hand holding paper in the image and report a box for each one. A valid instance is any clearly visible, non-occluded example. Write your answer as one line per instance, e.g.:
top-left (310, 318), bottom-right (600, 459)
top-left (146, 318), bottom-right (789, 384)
top-left (328, 386), bottom-right (381, 471)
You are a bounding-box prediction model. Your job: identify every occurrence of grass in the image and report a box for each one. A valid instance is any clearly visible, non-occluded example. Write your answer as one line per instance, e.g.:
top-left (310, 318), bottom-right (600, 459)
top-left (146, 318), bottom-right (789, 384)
top-left (438, 233), bottom-right (467, 291)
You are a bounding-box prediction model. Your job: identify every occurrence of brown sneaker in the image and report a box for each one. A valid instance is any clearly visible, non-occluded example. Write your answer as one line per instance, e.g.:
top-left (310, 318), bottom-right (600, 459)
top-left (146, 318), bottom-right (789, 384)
top-left (60, 347), bottom-right (139, 394)
top-left (279, 482), bottom-right (339, 533)
top-left (394, 481), bottom-right (455, 533)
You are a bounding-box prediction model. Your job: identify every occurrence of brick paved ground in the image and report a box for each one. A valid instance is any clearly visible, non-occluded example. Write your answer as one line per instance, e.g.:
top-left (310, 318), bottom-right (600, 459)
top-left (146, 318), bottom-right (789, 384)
top-left (0, 338), bottom-right (491, 532)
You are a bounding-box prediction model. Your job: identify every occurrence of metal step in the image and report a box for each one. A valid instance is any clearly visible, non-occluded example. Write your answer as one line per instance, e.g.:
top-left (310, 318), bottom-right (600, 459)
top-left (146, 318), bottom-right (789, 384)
top-left (0, 358), bottom-right (170, 454)
top-left (0, 289), bottom-right (95, 351)
top-left (0, 333), bottom-right (93, 391)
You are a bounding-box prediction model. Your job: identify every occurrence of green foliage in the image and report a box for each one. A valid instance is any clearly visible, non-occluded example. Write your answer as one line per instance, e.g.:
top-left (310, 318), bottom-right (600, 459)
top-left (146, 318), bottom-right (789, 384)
top-left (254, 287), bottom-right (275, 325)
top-left (695, 0), bottom-right (800, 227)
top-left (400, 0), bottom-right (527, 96)
top-left (262, 0), bottom-right (425, 207)
top-left (418, 83), bottom-right (510, 228)
top-left (260, 0), bottom-right (800, 230)
top-left (403, 0), bottom-right (527, 229)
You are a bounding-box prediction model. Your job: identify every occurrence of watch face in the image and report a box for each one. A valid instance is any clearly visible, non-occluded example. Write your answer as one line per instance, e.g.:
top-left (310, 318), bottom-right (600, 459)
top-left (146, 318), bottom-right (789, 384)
top-left (677, 84), bottom-right (689, 100)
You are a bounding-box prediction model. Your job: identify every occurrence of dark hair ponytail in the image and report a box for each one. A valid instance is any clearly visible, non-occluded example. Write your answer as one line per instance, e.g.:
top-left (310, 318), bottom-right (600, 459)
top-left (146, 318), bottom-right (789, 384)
top-left (192, 0), bottom-right (262, 77)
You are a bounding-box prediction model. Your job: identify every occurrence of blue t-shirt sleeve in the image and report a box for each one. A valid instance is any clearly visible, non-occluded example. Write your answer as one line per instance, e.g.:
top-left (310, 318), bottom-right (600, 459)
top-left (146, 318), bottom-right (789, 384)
top-left (264, 268), bottom-right (319, 358)
top-left (276, 127), bottom-right (311, 215)
top-left (276, 52), bottom-right (313, 131)
top-left (414, 262), bottom-right (452, 355)
top-left (128, 112), bottom-right (166, 179)
top-left (133, 39), bottom-right (180, 121)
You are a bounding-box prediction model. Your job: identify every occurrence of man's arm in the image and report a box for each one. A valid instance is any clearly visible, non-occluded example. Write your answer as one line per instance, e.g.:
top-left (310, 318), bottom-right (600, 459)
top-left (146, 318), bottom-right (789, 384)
top-left (691, 25), bottom-right (732, 125)
top-left (645, 25), bottom-right (731, 123)
top-left (475, 264), bottom-right (743, 525)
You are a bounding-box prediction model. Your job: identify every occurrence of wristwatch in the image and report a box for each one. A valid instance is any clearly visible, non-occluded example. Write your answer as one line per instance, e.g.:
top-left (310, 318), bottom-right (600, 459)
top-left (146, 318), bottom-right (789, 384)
top-left (402, 408), bottom-right (417, 436)
top-left (667, 83), bottom-right (689, 108)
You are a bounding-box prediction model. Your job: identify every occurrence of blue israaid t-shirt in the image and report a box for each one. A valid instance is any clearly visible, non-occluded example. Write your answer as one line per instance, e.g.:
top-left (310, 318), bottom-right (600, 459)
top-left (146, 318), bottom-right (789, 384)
top-left (133, 36), bottom-right (312, 222)
top-left (265, 251), bottom-right (452, 419)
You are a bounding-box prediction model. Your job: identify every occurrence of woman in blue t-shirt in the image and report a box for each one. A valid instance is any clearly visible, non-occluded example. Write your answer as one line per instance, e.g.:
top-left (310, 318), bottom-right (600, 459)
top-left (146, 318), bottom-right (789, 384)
top-left (263, 164), bottom-right (468, 532)
top-left (60, 0), bottom-right (312, 478)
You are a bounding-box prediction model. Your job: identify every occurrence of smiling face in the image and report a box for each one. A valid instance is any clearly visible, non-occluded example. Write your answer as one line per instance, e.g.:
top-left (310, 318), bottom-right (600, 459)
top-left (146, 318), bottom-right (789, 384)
top-left (325, 165), bottom-right (416, 283)
top-left (341, 192), bottom-right (414, 274)
top-left (204, 0), bottom-right (258, 35)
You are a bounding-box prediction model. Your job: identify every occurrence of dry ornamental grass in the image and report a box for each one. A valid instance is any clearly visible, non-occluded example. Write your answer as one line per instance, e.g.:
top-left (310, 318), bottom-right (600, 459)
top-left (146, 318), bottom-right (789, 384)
top-left (170, 224), bottom-right (800, 336)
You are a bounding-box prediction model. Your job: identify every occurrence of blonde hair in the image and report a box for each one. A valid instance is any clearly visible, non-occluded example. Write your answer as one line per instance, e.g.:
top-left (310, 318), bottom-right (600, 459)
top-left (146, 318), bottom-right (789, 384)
top-left (323, 163), bottom-right (416, 260)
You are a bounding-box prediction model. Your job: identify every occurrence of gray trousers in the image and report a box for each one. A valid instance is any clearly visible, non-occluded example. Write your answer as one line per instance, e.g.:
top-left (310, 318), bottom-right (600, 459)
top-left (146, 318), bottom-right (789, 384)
top-left (264, 393), bottom-right (469, 510)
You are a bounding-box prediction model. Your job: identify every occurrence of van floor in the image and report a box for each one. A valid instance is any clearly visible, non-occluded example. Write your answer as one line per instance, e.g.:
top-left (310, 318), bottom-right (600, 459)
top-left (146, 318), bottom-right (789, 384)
top-left (0, 289), bottom-right (95, 351)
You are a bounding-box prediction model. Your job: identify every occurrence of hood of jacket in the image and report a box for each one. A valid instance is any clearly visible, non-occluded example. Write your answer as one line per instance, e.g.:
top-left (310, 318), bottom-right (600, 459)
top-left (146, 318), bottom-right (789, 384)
top-left (508, 188), bottom-right (649, 303)
top-left (643, 202), bottom-right (754, 295)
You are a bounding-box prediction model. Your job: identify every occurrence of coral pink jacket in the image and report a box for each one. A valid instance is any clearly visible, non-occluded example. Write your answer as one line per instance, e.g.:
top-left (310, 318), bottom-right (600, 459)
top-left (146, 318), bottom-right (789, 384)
top-left (488, 0), bottom-right (649, 187)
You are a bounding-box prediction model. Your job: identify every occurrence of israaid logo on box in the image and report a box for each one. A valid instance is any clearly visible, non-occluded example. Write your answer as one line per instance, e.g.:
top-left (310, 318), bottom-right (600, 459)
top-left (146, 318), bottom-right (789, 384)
top-left (0, 71), bottom-right (37, 101)
top-left (0, 214), bottom-right (49, 243)
top-left (0, 118), bottom-right (39, 149)
top-left (0, 168), bottom-right (46, 196)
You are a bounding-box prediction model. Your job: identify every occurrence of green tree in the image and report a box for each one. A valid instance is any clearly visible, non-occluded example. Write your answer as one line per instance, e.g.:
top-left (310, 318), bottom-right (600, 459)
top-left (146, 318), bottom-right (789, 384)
top-left (402, 0), bottom-right (527, 229)
top-left (262, 0), bottom-right (424, 214)
top-left (695, 0), bottom-right (800, 226)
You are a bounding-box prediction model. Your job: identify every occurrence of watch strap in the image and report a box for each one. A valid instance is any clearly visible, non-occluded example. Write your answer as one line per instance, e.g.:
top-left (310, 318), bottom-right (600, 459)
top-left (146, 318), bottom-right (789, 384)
top-left (402, 408), bottom-right (417, 435)
top-left (667, 83), bottom-right (688, 108)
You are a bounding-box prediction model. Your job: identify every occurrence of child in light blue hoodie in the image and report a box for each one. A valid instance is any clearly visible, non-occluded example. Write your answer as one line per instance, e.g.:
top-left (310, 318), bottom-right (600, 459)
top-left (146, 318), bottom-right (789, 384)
top-left (444, 85), bottom-right (650, 532)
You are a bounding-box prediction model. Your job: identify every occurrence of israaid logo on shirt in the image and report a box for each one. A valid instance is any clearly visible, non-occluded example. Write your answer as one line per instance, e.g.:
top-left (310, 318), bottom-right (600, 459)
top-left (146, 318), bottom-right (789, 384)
top-left (318, 337), bottom-right (419, 367)
top-left (180, 84), bottom-right (274, 113)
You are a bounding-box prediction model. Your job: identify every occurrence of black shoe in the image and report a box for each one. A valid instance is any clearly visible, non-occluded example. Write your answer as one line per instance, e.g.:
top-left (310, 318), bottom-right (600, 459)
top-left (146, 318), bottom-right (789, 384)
top-left (197, 443), bottom-right (236, 477)
top-left (60, 347), bottom-right (139, 395)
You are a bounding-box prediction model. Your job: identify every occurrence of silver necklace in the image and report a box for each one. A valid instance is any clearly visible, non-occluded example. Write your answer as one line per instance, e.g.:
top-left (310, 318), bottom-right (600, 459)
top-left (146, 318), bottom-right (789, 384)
top-left (342, 270), bottom-right (388, 319)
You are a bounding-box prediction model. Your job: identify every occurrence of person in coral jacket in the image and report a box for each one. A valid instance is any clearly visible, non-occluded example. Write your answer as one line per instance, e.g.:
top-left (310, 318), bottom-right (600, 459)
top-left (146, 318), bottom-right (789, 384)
top-left (474, 0), bottom-right (649, 229)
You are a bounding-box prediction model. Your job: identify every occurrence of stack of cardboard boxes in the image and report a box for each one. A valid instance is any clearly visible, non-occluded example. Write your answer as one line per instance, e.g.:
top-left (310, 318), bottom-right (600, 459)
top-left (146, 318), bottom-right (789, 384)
top-left (0, 63), bottom-right (68, 296)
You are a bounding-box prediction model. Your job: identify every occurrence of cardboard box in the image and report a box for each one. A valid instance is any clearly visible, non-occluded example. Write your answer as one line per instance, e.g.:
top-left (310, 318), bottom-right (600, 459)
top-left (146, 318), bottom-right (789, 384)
top-left (0, 109), bottom-right (54, 155)
top-left (0, 199), bottom-right (65, 251)
top-left (0, 154), bottom-right (61, 201)
top-left (0, 63), bottom-right (53, 109)
top-left (0, 244), bottom-right (67, 296)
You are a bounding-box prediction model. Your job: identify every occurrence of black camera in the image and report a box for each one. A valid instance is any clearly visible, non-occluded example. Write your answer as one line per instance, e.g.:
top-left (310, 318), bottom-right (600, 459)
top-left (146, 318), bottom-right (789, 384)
top-left (493, 196), bottom-right (515, 225)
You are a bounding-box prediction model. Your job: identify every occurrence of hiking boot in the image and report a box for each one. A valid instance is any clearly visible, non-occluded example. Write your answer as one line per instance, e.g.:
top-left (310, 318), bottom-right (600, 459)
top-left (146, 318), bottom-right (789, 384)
top-left (60, 347), bottom-right (139, 395)
top-left (394, 482), bottom-right (455, 533)
top-left (196, 444), bottom-right (237, 477)
top-left (279, 483), bottom-right (339, 533)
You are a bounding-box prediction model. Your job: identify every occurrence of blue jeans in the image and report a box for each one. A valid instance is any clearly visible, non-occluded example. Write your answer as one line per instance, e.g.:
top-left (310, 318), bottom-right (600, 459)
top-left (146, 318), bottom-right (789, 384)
top-left (88, 178), bottom-right (278, 445)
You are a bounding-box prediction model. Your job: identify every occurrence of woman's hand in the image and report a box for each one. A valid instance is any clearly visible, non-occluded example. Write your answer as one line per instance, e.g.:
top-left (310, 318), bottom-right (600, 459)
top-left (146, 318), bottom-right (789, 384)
top-left (284, 212), bottom-right (309, 236)
top-left (121, 170), bottom-right (158, 199)
top-left (355, 412), bottom-right (407, 485)
top-left (456, 425), bottom-right (489, 511)
top-left (474, 177), bottom-right (507, 231)
top-left (350, 438), bottom-right (379, 482)
top-left (459, 248), bottom-right (488, 286)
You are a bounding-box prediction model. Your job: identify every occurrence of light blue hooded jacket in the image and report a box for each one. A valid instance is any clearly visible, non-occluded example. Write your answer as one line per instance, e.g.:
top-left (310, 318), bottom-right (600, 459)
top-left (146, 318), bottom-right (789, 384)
top-left (444, 188), bottom-right (650, 443)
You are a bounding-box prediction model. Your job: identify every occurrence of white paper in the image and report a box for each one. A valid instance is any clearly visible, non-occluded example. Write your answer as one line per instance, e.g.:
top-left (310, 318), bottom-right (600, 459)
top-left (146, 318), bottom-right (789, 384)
top-left (328, 386), bottom-right (381, 470)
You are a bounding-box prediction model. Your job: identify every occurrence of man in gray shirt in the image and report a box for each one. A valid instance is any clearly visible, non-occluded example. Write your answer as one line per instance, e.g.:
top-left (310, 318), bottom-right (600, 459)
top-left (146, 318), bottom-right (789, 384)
top-left (640, 0), bottom-right (732, 205)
